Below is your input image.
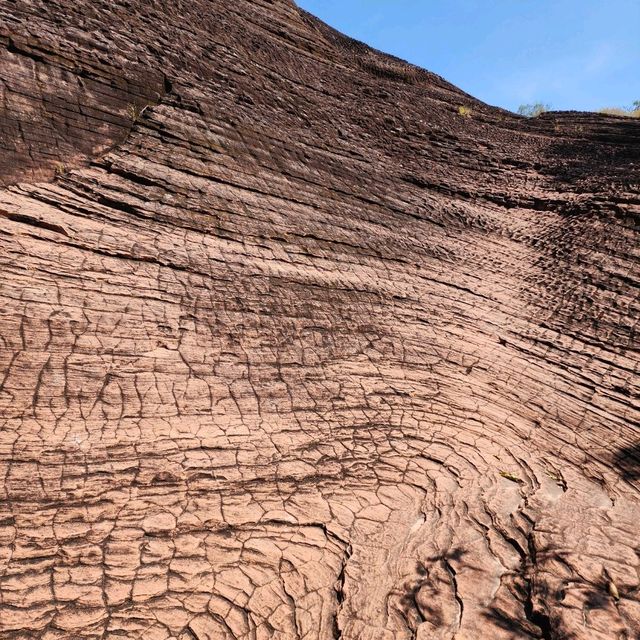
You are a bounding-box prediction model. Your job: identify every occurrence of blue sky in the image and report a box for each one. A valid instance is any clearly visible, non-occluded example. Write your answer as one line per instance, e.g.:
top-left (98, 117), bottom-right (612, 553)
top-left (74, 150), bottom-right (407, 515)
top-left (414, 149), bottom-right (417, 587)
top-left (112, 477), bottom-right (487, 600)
top-left (296, 0), bottom-right (640, 113)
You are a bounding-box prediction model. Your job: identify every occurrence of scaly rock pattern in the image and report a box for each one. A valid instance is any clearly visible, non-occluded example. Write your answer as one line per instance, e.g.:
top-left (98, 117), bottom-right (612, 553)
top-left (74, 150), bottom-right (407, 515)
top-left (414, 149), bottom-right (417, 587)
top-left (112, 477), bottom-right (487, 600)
top-left (0, 1), bottom-right (639, 638)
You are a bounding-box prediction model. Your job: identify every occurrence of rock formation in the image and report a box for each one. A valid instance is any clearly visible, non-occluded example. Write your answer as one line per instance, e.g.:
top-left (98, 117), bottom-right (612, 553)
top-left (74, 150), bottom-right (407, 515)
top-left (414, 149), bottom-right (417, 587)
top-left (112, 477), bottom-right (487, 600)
top-left (0, 0), bottom-right (639, 638)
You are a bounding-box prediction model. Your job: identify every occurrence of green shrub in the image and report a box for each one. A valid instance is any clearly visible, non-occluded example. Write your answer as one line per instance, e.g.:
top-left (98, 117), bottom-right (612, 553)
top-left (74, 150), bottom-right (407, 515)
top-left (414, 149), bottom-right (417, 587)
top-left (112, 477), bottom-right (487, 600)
top-left (457, 105), bottom-right (472, 118)
top-left (517, 103), bottom-right (550, 117)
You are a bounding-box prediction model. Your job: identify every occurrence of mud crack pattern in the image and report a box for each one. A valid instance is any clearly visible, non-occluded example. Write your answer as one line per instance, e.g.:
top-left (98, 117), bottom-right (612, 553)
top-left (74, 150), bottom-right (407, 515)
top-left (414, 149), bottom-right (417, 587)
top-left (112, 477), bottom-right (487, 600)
top-left (0, 0), bottom-right (639, 638)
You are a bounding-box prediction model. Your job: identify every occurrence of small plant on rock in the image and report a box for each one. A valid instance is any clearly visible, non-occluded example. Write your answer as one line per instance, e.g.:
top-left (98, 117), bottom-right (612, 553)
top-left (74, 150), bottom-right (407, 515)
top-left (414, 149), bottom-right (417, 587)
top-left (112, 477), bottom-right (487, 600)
top-left (499, 470), bottom-right (522, 483)
top-left (126, 102), bottom-right (149, 122)
top-left (457, 105), bottom-right (472, 118)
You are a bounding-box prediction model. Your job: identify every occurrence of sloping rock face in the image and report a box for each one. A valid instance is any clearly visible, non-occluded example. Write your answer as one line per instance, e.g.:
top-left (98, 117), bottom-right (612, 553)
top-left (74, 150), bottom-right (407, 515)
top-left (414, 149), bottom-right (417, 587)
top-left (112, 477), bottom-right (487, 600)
top-left (1, 1), bottom-right (639, 638)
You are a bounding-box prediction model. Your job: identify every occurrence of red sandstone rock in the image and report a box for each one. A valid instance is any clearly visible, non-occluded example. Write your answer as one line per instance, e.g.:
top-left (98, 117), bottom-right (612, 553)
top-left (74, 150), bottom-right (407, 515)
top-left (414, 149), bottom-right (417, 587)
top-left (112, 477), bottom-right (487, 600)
top-left (0, 1), bottom-right (639, 638)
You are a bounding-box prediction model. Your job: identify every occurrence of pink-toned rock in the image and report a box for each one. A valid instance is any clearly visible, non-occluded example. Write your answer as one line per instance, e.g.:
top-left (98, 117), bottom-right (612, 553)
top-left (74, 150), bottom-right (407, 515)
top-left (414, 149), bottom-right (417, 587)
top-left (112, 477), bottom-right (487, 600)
top-left (0, 0), bottom-right (639, 639)
top-left (142, 513), bottom-right (177, 535)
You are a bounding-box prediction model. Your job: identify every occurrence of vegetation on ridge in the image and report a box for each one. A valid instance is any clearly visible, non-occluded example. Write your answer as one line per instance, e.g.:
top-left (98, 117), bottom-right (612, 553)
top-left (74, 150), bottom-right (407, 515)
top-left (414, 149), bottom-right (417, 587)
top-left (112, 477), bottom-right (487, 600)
top-left (518, 100), bottom-right (640, 118)
top-left (598, 100), bottom-right (640, 118)
top-left (517, 102), bottom-right (550, 117)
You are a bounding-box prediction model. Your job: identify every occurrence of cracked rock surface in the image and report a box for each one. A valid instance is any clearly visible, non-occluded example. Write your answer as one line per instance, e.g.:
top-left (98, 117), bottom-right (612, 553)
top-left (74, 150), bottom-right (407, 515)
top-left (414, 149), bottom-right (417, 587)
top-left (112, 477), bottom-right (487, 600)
top-left (0, 1), bottom-right (639, 638)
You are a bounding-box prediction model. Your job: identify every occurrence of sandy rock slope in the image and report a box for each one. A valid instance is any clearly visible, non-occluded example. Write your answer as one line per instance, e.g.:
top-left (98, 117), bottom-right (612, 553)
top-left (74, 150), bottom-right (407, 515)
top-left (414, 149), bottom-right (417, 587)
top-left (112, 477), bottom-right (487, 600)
top-left (0, 1), bottom-right (639, 638)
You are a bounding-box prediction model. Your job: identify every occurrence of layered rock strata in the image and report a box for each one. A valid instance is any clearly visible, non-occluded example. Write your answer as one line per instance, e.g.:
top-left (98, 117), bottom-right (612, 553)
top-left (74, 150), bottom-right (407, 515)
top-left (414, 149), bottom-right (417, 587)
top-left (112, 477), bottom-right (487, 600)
top-left (0, 1), bottom-right (639, 638)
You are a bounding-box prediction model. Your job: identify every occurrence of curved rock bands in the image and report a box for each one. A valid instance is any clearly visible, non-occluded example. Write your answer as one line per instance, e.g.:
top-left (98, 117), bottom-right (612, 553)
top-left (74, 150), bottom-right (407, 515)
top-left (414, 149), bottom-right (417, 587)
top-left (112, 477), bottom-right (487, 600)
top-left (0, 0), bottom-right (639, 639)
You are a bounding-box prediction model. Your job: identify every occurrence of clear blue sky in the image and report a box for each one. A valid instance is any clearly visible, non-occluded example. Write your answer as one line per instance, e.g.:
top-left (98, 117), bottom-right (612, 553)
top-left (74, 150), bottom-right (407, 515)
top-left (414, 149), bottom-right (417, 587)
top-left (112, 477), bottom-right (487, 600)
top-left (296, 0), bottom-right (640, 113)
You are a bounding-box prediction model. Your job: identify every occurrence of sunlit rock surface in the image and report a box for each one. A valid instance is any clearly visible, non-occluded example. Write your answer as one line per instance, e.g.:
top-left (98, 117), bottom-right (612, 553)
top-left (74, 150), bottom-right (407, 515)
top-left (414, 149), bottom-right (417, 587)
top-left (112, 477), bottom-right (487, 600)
top-left (0, 1), bottom-right (639, 638)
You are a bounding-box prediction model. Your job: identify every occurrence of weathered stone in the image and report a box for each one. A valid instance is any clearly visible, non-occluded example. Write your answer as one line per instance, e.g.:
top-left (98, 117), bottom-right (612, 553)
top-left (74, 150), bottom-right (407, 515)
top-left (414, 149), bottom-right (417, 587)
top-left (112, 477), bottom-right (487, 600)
top-left (0, 0), bottom-right (638, 638)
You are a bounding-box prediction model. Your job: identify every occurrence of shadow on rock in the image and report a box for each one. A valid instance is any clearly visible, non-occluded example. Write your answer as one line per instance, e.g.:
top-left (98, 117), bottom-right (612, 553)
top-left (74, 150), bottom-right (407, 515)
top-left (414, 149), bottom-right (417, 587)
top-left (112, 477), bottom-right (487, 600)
top-left (613, 441), bottom-right (640, 483)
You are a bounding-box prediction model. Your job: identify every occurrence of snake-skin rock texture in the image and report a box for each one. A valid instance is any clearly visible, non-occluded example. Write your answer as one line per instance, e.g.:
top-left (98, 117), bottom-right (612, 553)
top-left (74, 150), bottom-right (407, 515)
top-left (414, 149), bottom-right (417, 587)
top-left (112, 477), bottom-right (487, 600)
top-left (0, 1), bottom-right (639, 638)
